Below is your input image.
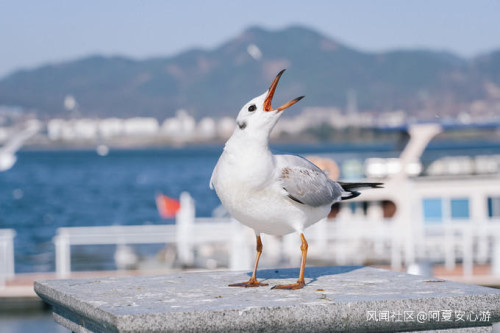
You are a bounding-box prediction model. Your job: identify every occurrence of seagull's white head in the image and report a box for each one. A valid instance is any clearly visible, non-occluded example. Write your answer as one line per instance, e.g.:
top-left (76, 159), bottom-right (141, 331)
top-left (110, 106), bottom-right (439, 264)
top-left (234, 69), bottom-right (304, 139)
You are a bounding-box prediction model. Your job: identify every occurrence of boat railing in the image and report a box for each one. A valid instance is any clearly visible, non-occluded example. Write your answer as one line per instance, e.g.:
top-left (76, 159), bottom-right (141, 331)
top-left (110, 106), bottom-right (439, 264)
top-left (419, 220), bottom-right (500, 276)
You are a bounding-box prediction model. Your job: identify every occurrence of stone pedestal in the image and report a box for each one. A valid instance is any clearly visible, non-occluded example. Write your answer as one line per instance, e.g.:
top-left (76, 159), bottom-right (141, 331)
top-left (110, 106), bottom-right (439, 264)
top-left (35, 266), bottom-right (500, 332)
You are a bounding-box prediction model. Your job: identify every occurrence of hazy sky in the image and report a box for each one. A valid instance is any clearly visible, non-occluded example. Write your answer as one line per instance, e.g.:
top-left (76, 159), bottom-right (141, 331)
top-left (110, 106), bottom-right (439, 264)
top-left (1, 0), bottom-right (499, 78)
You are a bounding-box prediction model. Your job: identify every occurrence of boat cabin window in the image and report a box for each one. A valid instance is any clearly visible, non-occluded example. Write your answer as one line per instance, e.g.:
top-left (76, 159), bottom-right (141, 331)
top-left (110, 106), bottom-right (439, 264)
top-left (488, 197), bottom-right (500, 218)
top-left (450, 198), bottom-right (470, 220)
top-left (381, 200), bottom-right (397, 218)
top-left (423, 197), bottom-right (470, 223)
top-left (423, 198), bottom-right (443, 223)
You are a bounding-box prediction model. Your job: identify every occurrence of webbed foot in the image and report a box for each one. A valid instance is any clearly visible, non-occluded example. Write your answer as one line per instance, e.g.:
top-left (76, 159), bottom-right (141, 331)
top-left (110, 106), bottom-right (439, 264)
top-left (271, 281), bottom-right (305, 290)
top-left (229, 280), bottom-right (268, 288)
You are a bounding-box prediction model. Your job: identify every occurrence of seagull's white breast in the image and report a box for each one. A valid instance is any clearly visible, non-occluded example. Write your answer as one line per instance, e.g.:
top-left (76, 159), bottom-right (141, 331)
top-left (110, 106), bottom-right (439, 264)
top-left (211, 146), bottom-right (330, 236)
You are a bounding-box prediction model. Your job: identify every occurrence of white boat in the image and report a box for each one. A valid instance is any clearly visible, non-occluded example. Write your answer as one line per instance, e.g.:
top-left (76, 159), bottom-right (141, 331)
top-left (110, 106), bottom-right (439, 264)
top-left (323, 123), bottom-right (500, 279)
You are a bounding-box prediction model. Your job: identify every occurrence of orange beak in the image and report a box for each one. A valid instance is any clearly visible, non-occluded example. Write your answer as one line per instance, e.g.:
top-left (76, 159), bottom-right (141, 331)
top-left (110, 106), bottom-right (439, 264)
top-left (263, 69), bottom-right (304, 112)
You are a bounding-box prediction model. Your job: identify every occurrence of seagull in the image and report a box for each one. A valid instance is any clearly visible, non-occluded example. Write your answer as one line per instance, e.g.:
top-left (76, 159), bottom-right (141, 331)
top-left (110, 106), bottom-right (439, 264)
top-left (0, 120), bottom-right (41, 172)
top-left (210, 69), bottom-right (382, 289)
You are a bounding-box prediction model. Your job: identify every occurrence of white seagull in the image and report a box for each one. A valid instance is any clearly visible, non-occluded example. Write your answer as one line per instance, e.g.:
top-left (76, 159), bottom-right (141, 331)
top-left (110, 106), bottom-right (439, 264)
top-left (210, 69), bottom-right (382, 289)
top-left (0, 120), bottom-right (41, 172)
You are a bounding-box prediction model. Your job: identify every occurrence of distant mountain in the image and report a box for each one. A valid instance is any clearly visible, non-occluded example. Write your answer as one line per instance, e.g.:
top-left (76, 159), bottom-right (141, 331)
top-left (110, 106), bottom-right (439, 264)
top-left (0, 25), bottom-right (499, 119)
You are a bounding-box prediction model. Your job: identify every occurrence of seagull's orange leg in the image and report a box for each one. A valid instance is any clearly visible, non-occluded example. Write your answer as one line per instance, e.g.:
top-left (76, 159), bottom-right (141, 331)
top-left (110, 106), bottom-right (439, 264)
top-left (273, 233), bottom-right (308, 290)
top-left (229, 235), bottom-right (268, 287)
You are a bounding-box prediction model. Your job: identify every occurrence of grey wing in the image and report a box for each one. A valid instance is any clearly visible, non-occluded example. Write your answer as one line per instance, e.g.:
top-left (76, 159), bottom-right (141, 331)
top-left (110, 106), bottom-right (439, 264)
top-left (275, 154), bottom-right (343, 207)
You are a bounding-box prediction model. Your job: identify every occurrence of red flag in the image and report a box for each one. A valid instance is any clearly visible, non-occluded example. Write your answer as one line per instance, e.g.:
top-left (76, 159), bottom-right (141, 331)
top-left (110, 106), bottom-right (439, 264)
top-left (156, 193), bottom-right (181, 218)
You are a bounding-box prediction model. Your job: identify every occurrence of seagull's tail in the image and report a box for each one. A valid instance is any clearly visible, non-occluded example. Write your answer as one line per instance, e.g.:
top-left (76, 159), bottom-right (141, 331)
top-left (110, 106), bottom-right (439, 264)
top-left (338, 182), bottom-right (384, 201)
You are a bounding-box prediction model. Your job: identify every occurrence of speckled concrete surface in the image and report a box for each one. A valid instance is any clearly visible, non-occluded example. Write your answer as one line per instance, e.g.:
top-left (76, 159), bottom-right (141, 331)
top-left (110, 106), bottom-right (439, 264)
top-left (35, 266), bottom-right (500, 332)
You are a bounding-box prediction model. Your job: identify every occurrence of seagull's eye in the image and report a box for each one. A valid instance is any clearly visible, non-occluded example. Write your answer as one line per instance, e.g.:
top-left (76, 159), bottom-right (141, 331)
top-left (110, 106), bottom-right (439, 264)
top-left (248, 104), bottom-right (257, 112)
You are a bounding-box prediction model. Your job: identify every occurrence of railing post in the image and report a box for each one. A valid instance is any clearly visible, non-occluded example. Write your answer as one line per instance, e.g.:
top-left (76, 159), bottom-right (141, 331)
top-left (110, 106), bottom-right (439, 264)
top-left (403, 220), bottom-right (416, 267)
top-left (314, 219), bottom-right (328, 260)
top-left (0, 229), bottom-right (16, 287)
top-left (176, 192), bottom-right (195, 266)
top-left (0, 236), bottom-right (7, 287)
top-left (229, 220), bottom-right (251, 270)
top-left (493, 234), bottom-right (500, 277)
top-left (6, 230), bottom-right (15, 279)
top-left (55, 232), bottom-right (71, 278)
top-left (462, 225), bottom-right (473, 277)
top-left (444, 224), bottom-right (455, 271)
top-left (390, 222), bottom-right (402, 270)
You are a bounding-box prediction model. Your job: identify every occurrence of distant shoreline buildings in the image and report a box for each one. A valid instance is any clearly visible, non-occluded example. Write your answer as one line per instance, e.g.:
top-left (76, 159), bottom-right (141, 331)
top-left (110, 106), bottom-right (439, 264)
top-left (1, 103), bottom-right (499, 148)
top-left (42, 107), bottom-right (411, 145)
top-left (45, 110), bottom-right (237, 145)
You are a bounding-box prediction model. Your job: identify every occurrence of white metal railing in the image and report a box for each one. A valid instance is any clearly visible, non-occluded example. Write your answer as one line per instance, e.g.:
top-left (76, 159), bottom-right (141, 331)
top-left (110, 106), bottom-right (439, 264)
top-left (0, 228), bottom-right (16, 287)
top-left (419, 220), bottom-right (500, 277)
top-left (54, 224), bottom-right (178, 277)
top-left (50, 192), bottom-right (500, 279)
top-left (53, 220), bottom-right (252, 277)
top-left (305, 218), bottom-right (403, 269)
top-left (53, 192), bottom-right (254, 277)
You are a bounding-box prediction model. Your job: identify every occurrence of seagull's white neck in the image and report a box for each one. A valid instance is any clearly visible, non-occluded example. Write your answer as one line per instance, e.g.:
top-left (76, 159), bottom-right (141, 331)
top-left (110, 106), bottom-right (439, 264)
top-left (221, 128), bottom-right (275, 187)
top-left (225, 127), bottom-right (271, 154)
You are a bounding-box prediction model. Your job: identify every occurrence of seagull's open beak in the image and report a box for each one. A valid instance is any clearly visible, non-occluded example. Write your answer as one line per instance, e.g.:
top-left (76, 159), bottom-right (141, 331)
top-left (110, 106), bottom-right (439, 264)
top-left (263, 69), bottom-right (304, 112)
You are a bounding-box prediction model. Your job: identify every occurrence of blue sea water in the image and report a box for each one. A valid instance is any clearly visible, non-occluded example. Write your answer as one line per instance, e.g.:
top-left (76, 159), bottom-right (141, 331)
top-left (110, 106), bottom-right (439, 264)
top-left (1, 140), bottom-right (499, 274)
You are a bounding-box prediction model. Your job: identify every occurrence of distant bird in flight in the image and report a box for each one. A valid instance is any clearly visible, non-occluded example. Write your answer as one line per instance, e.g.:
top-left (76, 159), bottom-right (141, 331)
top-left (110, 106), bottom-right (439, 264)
top-left (0, 120), bottom-right (40, 172)
top-left (210, 70), bottom-right (382, 289)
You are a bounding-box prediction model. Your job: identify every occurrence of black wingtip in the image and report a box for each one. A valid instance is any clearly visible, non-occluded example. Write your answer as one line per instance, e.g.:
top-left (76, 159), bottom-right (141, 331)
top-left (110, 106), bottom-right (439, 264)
top-left (341, 191), bottom-right (361, 201)
top-left (338, 182), bottom-right (384, 190)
